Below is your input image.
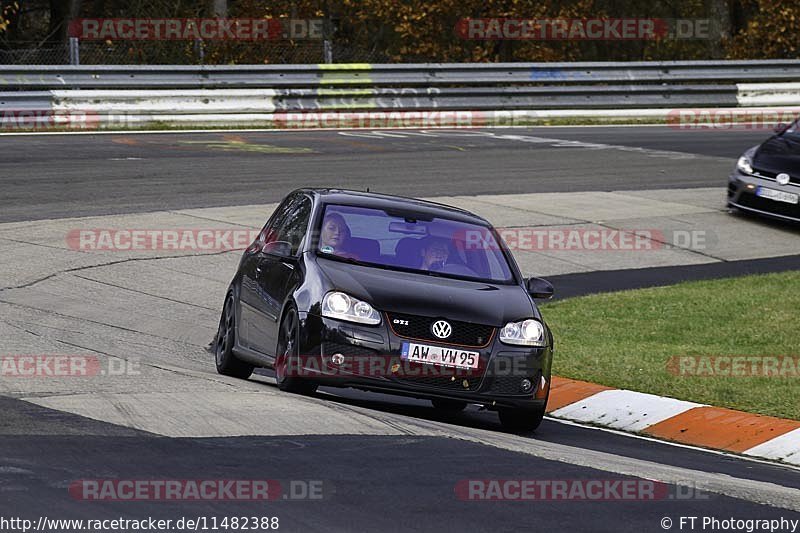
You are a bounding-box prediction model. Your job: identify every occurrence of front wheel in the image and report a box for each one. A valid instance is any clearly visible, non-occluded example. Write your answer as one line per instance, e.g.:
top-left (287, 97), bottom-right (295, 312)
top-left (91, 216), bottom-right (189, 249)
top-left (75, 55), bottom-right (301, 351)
top-left (215, 293), bottom-right (254, 379)
top-left (498, 405), bottom-right (546, 433)
top-left (275, 307), bottom-right (317, 395)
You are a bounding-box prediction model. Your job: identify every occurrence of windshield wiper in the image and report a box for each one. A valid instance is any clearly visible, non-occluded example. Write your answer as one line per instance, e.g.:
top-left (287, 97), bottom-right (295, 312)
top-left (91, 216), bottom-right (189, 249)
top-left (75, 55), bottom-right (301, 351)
top-left (318, 252), bottom-right (369, 267)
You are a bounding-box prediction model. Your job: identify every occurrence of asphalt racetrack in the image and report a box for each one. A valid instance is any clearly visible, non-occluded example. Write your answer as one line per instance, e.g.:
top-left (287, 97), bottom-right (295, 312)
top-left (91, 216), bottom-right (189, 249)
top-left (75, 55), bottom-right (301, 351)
top-left (1, 126), bottom-right (798, 532)
top-left (0, 126), bottom-right (769, 222)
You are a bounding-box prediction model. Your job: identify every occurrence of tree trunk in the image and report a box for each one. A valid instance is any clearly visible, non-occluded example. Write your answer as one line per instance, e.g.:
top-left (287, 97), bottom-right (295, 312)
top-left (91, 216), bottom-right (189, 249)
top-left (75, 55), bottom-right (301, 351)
top-left (48, 0), bottom-right (82, 43)
top-left (706, 0), bottom-right (731, 59)
top-left (212, 0), bottom-right (228, 17)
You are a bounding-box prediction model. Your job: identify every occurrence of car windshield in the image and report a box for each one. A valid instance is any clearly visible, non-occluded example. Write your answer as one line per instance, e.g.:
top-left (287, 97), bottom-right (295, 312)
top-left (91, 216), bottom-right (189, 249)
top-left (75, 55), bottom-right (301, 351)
top-left (316, 204), bottom-right (515, 284)
top-left (782, 120), bottom-right (800, 139)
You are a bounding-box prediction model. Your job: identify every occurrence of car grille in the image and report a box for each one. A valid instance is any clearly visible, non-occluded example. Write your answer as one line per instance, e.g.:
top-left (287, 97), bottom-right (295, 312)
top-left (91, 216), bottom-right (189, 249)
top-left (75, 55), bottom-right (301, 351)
top-left (393, 373), bottom-right (482, 392)
top-left (386, 312), bottom-right (495, 348)
top-left (753, 168), bottom-right (800, 186)
top-left (736, 192), bottom-right (800, 220)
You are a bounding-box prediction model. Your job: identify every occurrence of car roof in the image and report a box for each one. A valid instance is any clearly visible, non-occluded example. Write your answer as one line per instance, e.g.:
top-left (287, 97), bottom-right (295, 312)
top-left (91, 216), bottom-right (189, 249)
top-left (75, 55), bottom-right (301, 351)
top-left (299, 188), bottom-right (491, 225)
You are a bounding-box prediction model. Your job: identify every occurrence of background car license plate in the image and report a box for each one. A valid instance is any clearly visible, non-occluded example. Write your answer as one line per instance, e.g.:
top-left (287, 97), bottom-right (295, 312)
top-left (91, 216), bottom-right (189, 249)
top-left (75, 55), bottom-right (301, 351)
top-left (756, 186), bottom-right (800, 204)
top-left (401, 342), bottom-right (479, 369)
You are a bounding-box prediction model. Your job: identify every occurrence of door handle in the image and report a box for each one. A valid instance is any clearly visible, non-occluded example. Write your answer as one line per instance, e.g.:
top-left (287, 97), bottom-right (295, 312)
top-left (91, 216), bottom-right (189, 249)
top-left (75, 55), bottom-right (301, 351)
top-left (280, 261), bottom-right (295, 270)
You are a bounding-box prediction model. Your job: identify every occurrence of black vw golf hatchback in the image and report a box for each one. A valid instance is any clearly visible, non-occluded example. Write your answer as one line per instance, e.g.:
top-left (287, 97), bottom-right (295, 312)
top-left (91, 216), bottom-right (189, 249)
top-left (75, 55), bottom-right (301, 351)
top-left (215, 189), bottom-right (555, 431)
top-left (729, 119), bottom-right (800, 222)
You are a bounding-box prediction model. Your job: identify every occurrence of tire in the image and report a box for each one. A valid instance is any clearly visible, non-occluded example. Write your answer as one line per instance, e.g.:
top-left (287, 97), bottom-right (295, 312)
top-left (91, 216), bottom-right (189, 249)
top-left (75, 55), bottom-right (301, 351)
top-left (431, 398), bottom-right (468, 412)
top-left (215, 292), bottom-right (254, 379)
top-left (275, 307), bottom-right (318, 395)
top-left (498, 405), bottom-right (546, 433)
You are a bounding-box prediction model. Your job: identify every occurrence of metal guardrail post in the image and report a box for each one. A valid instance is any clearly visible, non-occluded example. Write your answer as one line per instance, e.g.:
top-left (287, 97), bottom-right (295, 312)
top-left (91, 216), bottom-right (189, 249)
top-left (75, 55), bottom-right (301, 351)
top-left (68, 37), bottom-right (80, 66)
top-left (195, 39), bottom-right (205, 65)
top-left (323, 40), bottom-right (333, 64)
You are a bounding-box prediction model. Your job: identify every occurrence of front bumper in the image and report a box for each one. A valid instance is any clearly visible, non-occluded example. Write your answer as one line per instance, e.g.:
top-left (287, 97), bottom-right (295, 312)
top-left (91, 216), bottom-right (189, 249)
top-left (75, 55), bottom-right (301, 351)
top-left (728, 169), bottom-right (800, 223)
top-left (295, 312), bottom-right (552, 410)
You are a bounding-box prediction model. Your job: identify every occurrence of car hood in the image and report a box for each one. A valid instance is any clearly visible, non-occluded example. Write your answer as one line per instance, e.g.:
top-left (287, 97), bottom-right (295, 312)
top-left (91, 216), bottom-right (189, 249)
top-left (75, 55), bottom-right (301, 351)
top-left (316, 258), bottom-right (537, 326)
top-left (753, 135), bottom-right (800, 175)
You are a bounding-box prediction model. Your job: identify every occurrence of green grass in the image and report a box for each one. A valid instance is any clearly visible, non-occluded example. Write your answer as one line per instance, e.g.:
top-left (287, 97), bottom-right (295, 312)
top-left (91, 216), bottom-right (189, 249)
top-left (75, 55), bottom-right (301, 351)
top-left (541, 271), bottom-right (800, 420)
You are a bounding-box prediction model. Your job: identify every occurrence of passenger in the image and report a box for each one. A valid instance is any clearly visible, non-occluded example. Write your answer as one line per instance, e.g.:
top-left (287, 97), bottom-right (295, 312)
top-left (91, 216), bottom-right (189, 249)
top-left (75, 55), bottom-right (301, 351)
top-left (319, 212), bottom-right (363, 260)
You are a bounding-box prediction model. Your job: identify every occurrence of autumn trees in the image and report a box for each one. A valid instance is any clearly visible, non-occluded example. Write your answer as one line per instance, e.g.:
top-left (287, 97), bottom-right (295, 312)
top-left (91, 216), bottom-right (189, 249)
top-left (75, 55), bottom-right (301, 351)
top-left (0, 0), bottom-right (797, 62)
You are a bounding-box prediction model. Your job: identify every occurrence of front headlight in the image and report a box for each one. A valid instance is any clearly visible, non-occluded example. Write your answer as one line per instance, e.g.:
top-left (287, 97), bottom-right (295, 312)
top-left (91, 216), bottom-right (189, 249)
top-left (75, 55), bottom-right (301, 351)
top-left (322, 291), bottom-right (381, 325)
top-left (499, 319), bottom-right (546, 346)
top-left (737, 156), bottom-right (754, 175)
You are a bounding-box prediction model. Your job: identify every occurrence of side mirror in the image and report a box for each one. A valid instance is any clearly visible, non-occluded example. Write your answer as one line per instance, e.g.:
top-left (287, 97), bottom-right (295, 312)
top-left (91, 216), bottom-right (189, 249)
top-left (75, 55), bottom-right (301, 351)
top-left (262, 240), bottom-right (293, 256)
top-left (774, 122), bottom-right (788, 134)
top-left (526, 277), bottom-right (554, 299)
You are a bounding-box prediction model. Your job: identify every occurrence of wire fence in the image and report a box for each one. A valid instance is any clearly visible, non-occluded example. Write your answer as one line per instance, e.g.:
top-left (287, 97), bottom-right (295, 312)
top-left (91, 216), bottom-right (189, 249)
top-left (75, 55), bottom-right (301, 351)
top-left (0, 42), bottom-right (72, 65)
top-left (0, 34), bottom-right (732, 65)
top-left (0, 40), bottom-right (400, 65)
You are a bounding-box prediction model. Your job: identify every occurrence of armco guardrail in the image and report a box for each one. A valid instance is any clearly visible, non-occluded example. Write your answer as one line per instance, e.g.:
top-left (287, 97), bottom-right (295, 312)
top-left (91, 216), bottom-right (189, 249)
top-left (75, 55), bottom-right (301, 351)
top-left (44, 85), bottom-right (740, 112)
top-left (1, 60), bottom-right (799, 129)
top-left (2, 61), bottom-right (800, 88)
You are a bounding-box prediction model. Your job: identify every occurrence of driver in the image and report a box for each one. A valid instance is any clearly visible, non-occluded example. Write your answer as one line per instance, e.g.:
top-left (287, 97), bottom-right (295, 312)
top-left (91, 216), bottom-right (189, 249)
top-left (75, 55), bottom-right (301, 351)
top-left (319, 213), bottom-right (349, 253)
top-left (419, 237), bottom-right (450, 271)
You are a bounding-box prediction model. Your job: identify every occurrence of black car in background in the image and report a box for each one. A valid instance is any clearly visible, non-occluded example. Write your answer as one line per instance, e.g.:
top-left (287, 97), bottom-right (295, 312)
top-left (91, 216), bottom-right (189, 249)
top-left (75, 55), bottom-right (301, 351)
top-left (215, 189), bottom-right (555, 431)
top-left (728, 119), bottom-right (800, 222)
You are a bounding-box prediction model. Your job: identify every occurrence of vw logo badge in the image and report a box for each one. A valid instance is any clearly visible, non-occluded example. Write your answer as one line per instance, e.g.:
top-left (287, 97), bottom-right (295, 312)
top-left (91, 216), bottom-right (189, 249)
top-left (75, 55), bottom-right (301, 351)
top-left (431, 320), bottom-right (452, 339)
top-left (776, 173), bottom-right (791, 186)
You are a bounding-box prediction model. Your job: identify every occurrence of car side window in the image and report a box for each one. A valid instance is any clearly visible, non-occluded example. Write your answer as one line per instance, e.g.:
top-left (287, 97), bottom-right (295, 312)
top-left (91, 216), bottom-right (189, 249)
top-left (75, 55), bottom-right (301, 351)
top-left (249, 194), bottom-right (296, 254)
top-left (271, 195), bottom-right (312, 257)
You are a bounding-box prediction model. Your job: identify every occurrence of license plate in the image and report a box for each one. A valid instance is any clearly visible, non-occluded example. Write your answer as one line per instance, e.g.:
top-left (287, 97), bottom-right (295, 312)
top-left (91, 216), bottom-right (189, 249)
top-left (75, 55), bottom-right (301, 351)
top-left (756, 186), bottom-right (799, 205)
top-left (401, 342), bottom-right (479, 369)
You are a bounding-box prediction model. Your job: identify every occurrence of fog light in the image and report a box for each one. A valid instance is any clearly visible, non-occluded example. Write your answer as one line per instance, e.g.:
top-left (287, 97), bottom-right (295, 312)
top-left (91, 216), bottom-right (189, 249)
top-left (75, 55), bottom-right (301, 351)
top-left (331, 353), bottom-right (345, 366)
top-left (520, 378), bottom-right (533, 393)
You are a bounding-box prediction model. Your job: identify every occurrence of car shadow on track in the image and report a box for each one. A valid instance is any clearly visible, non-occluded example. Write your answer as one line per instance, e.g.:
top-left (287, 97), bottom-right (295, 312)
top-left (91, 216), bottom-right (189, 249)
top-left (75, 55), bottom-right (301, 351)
top-left (728, 205), bottom-right (800, 232)
top-left (250, 368), bottom-right (528, 435)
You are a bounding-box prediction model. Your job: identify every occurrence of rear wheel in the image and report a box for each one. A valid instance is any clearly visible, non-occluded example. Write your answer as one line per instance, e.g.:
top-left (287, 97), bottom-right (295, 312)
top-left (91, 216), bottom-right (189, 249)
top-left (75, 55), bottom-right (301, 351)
top-left (215, 293), bottom-right (254, 379)
top-left (431, 399), bottom-right (468, 412)
top-left (498, 405), bottom-right (546, 433)
top-left (275, 307), bottom-right (317, 395)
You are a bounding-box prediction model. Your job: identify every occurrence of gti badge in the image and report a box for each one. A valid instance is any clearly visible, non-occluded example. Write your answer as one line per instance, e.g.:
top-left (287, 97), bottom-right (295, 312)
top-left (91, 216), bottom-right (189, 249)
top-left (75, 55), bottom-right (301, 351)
top-left (431, 320), bottom-right (452, 339)
top-left (777, 173), bottom-right (791, 186)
